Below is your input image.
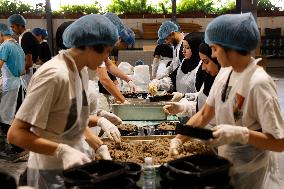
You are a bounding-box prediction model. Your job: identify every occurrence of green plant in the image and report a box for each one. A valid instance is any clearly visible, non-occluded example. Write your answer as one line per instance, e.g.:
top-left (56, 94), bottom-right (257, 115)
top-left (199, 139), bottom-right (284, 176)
top-left (257, 0), bottom-right (280, 11)
top-left (55, 3), bottom-right (101, 15)
top-left (177, 0), bottom-right (214, 14)
top-left (157, 0), bottom-right (172, 14)
top-left (214, 0), bottom-right (236, 14)
top-left (107, 0), bottom-right (159, 14)
top-left (0, 0), bottom-right (35, 14)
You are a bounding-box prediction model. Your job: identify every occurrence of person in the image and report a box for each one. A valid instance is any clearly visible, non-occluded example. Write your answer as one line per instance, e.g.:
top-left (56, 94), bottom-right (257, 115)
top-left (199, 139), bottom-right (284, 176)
top-left (31, 28), bottom-right (52, 64)
top-left (7, 14), bottom-right (119, 189)
top-left (156, 21), bottom-right (184, 79)
top-left (148, 33), bottom-right (203, 95)
top-left (7, 14), bottom-right (39, 88)
top-left (163, 43), bottom-right (220, 127)
top-left (0, 23), bottom-right (26, 162)
top-left (169, 13), bottom-right (284, 189)
top-left (151, 43), bottom-right (173, 79)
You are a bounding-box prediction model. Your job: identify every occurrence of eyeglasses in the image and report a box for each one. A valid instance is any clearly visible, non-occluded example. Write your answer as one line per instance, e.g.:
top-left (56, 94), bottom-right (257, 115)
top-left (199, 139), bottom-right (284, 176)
top-left (201, 59), bottom-right (209, 65)
top-left (221, 70), bottom-right (233, 102)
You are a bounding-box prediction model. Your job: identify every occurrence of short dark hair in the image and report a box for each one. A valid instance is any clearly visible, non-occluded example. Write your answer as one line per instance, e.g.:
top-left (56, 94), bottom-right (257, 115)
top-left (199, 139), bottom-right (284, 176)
top-left (221, 45), bottom-right (249, 56)
top-left (78, 44), bottom-right (109, 54)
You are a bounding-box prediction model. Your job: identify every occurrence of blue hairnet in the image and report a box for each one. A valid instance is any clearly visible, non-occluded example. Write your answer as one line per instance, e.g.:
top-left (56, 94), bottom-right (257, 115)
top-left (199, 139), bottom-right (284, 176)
top-left (205, 13), bottom-right (260, 52)
top-left (120, 27), bottom-right (135, 46)
top-left (157, 21), bottom-right (179, 44)
top-left (7, 14), bottom-right (26, 26)
top-left (32, 28), bottom-right (48, 38)
top-left (63, 14), bottom-right (119, 48)
top-left (0, 23), bottom-right (12, 35)
top-left (41, 29), bottom-right (48, 38)
top-left (104, 12), bottom-right (135, 46)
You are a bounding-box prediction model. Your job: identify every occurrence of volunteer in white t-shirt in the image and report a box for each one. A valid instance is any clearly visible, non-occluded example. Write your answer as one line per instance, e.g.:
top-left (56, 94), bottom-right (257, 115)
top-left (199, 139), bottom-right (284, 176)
top-left (169, 13), bottom-right (284, 189)
top-left (7, 14), bottom-right (119, 189)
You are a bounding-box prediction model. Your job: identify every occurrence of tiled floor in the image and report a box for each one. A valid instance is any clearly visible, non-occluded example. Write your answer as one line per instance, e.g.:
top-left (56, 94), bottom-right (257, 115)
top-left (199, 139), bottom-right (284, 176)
top-left (1, 67), bottom-right (284, 185)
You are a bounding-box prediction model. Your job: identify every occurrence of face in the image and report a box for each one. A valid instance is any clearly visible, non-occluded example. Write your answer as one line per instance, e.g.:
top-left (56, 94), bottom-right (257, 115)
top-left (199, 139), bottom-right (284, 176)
top-left (33, 34), bottom-right (42, 43)
top-left (182, 40), bottom-right (192, 59)
top-left (86, 46), bottom-right (113, 70)
top-left (10, 24), bottom-right (22, 35)
top-left (210, 44), bottom-right (231, 68)
top-left (164, 32), bottom-right (178, 45)
top-left (199, 52), bottom-right (219, 76)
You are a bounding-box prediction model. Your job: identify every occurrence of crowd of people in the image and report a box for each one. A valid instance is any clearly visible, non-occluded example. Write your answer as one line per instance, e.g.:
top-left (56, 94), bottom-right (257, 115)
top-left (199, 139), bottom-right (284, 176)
top-left (0, 11), bottom-right (283, 189)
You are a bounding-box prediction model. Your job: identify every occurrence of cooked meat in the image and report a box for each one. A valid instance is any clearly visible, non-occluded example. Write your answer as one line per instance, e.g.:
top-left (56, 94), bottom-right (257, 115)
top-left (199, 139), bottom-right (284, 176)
top-left (117, 124), bottom-right (138, 131)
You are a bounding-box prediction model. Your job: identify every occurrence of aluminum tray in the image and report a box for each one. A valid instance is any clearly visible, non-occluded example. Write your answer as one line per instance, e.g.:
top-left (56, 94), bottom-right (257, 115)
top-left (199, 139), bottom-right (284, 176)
top-left (112, 103), bottom-right (167, 121)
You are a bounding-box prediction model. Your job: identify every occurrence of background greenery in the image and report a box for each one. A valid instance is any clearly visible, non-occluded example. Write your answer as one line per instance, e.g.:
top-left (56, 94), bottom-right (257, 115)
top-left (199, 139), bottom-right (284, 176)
top-left (0, 0), bottom-right (282, 17)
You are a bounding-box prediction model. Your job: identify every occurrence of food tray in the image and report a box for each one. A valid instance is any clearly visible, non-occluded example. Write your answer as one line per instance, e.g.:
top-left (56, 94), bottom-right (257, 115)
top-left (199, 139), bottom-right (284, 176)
top-left (112, 103), bottom-right (167, 121)
top-left (149, 94), bottom-right (174, 102)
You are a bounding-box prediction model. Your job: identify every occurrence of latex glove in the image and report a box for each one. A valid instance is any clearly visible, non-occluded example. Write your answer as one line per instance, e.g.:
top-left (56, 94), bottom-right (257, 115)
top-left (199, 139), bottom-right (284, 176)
top-left (54, 143), bottom-right (91, 169)
top-left (164, 98), bottom-right (196, 117)
top-left (171, 92), bottom-right (185, 102)
top-left (163, 101), bottom-right (185, 115)
top-left (97, 110), bottom-right (122, 125)
top-left (210, 124), bottom-right (249, 146)
top-left (169, 138), bottom-right (182, 156)
top-left (96, 144), bottom-right (112, 160)
top-left (97, 117), bottom-right (121, 143)
top-left (127, 80), bottom-right (137, 93)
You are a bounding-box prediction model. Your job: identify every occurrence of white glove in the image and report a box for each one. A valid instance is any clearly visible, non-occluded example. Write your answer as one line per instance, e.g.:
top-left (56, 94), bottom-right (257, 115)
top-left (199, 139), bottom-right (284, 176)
top-left (151, 58), bottom-right (159, 79)
top-left (210, 124), bottom-right (250, 146)
top-left (96, 144), bottom-right (112, 160)
top-left (97, 117), bottom-right (121, 143)
top-left (54, 143), bottom-right (91, 169)
top-left (171, 92), bottom-right (184, 102)
top-left (169, 138), bottom-right (182, 156)
top-left (97, 110), bottom-right (122, 125)
top-left (127, 80), bottom-right (137, 93)
top-left (164, 98), bottom-right (196, 117)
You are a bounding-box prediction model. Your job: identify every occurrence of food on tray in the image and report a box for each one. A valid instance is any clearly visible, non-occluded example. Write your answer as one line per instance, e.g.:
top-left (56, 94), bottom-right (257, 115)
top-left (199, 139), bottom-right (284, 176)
top-left (156, 122), bottom-right (176, 131)
top-left (97, 138), bottom-right (209, 165)
top-left (117, 124), bottom-right (138, 131)
top-left (148, 83), bottom-right (158, 96)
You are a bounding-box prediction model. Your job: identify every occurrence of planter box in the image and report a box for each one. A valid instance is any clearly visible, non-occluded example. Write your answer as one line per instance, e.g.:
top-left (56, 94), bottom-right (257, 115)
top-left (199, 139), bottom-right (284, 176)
top-left (142, 23), bottom-right (161, 39)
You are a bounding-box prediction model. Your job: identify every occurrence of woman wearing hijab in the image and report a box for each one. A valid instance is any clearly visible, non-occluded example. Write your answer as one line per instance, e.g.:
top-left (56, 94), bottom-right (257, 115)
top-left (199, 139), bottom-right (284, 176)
top-left (163, 43), bottom-right (221, 119)
top-left (148, 32), bottom-right (204, 95)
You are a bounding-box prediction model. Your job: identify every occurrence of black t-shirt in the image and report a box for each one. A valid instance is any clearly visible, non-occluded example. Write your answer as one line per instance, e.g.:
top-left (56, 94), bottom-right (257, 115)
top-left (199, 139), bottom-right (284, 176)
top-left (153, 44), bottom-right (173, 58)
top-left (55, 21), bottom-right (74, 51)
top-left (21, 32), bottom-right (39, 63)
top-left (39, 41), bottom-right (52, 63)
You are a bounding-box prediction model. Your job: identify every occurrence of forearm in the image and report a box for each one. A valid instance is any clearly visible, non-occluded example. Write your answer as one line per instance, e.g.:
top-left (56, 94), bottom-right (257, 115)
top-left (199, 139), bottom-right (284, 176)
top-left (25, 54), bottom-right (33, 71)
top-left (97, 67), bottom-right (125, 102)
top-left (84, 127), bottom-right (104, 150)
top-left (88, 115), bottom-right (100, 127)
top-left (106, 59), bottom-right (131, 82)
top-left (248, 131), bottom-right (284, 152)
top-left (7, 119), bottom-right (58, 155)
top-left (186, 103), bottom-right (214, 127)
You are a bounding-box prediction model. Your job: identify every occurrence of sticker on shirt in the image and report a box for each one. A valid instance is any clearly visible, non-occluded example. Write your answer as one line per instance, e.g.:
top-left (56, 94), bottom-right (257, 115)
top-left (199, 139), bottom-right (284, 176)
top-left (233, 93), bottom-right (245, 122)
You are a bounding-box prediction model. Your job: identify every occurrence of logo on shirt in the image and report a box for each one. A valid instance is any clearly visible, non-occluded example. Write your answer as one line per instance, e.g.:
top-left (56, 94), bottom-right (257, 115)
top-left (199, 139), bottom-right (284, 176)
top-left (233, 93), bottom-right (245, 121)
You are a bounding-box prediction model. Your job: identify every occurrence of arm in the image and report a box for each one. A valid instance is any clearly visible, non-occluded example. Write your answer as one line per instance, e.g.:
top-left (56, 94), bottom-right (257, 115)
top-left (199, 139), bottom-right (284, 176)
top-left (25, 54), bottom-right (33, 71)
top-left (176, 103), bottom-right (215, 143)
top-left (84, 127), bottom-right (104, 150)
top-left (96, 66), bottom-right (125, 103)
top-left (105, 58), bottom-right (131, 82)
top-left (7, 118), bottom-right (58, 155)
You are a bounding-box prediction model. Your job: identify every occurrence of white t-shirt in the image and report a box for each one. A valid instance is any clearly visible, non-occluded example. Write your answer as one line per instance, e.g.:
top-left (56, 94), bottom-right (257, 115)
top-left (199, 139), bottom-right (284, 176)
top-left (16, 53), bottom-right (89, 136)
top-left (207, 60), bottom-right (284, 139)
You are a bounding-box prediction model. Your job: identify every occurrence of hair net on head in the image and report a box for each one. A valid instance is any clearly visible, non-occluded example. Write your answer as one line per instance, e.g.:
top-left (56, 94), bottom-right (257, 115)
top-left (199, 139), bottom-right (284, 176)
top-left (205, 12), bottom-right (260, 52)
top-left (0, 23), bottom-right (12, 35)
top-left (157, 21), bottom-right (179, 44)
top-left (63, 14), bottom-right (119, 48)
top-left (104, 12), bottom-right (135, 46)
top-left (7, 14), bottom-right (26, 26)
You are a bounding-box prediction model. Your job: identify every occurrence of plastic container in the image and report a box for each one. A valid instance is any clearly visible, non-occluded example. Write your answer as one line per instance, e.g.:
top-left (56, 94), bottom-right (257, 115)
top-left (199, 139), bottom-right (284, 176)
top-left (143, 157), bottom-right (156, 189)
top-left (125, 162), bottom-right (143, 182)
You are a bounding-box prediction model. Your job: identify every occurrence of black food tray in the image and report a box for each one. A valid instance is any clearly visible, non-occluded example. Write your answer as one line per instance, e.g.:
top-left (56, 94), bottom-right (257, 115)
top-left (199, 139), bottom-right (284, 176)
top-left (149, 94), bottom-right (173, 102)
top-left (176, 123), bottom-right (213, 140)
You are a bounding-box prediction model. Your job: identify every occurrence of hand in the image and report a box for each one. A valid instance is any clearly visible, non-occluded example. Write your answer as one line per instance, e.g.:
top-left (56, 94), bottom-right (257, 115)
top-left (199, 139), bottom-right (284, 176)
top-left (127, 80), bottom-right (137, 93)
top-left (169, 138), bottom-right (182, 156)
top-left (171, 92), bottom-right (185, 102)
top-left (163, 102), bottom-right (185, 115)
top-left (96, 145), bottom-right (112, 160)
top-left (97, 117), bottom-right (121, 143)
top-left (54, 144), bottom-right (91, 169)
top-left (210, 124), bottom-right (249, 146)
top-left (97, 110), bottom-right (122, 125)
